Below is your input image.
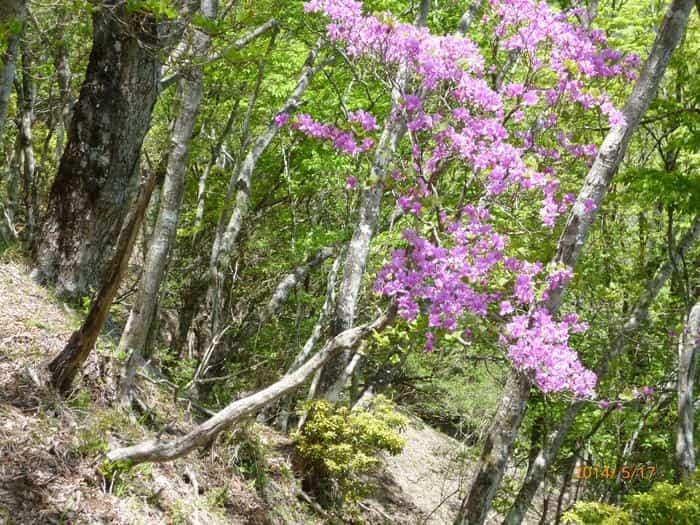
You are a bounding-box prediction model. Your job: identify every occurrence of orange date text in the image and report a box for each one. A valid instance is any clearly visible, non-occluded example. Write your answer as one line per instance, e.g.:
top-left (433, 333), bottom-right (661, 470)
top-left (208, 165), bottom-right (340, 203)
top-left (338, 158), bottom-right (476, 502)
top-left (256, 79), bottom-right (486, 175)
top-left (573, 465), bottom-right (655, 481)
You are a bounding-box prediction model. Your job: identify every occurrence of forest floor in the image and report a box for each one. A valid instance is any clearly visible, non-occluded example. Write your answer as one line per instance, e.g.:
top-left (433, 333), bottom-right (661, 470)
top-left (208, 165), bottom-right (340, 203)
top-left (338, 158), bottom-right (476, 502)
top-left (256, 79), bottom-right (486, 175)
top-left (0, 258), bottom-right (477, 524)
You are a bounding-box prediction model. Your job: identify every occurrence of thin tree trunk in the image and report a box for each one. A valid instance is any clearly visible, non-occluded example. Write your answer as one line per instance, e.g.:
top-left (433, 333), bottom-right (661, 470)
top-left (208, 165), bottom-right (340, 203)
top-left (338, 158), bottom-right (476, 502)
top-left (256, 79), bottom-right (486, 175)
top-left (455, 0), bottom-right (484, 37)
top-left (116, 0), bottom-right (216, 405)
top-left (193, 19), bottom-right (277, 239)
top-left (503, 215), bottom-right (700, 525)
top-left (196, 38), bottom-right (329, 367)
top-left (17, 46), bottom-right (36, 243)
top-left (676, 300), bottom-right (700, 481)
top-left (47, 164), bottom-right (160, 393)
top-left (31, 2), bottom-right (161, 300)
top-left (189, 245), bottom-right (337, 387)
top-left (0, 0), bottom-right (25, 141)
top-left (106, 308), bottom-right (395, 465)
top-left (269, 248), bottom-right (344, 430)
top-left (609, 385), bottom-right (673, 502)
top-left (53, 3), bottom-right (73, 156)
top-left (458, 0), bottom-right (695, 521)
top-left (323, 345), bottom-right (364, 403)
top-left (316, 0), bottom-right (431, 398)
top-left (316, 120), bottom-right (405, 393)
top-left (1, 136), bottom-right (21, 239)
top-left (193, 103), bottom-right (238, 235)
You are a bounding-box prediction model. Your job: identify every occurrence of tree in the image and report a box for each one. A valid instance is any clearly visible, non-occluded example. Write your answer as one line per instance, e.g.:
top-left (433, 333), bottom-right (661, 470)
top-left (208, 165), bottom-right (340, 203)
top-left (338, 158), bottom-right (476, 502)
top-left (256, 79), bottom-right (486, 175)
top-left (0, 0), bottom-right (25, 141)
top-left (504, 215), bottom-right (700, 524)
top-left (47, 164), bottom-right (160, 393)
top-left (189, 37), bottom-right (329, 380)
top-left (31, 1), bottom-right (161, 300)
top-left (454, 0), bottom-right (696, 520)
top-left (315, 0), bottom-right (430, 400)
top-left (676, 299), bottom-right (700, 481)
top-left (116, 0), bottom-right (216, 405)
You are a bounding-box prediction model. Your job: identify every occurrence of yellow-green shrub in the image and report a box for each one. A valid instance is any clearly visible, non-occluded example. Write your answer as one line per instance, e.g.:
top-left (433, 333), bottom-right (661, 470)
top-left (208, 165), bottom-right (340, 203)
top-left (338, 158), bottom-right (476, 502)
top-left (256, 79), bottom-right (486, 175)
top-left (626, 480), bottom-right (700, 524)
top-left (292, 396), bottom-right (407, 507)
top-left (564, 478), bottom-right (700, 525)
top-left (563, 502), bottom-right (632, 525)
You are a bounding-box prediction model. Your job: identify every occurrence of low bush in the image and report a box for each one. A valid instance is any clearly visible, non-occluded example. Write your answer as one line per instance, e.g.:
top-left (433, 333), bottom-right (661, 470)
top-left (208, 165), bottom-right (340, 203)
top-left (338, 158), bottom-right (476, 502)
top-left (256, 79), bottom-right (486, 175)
top-left (292, 395), bottom-right (407, 508)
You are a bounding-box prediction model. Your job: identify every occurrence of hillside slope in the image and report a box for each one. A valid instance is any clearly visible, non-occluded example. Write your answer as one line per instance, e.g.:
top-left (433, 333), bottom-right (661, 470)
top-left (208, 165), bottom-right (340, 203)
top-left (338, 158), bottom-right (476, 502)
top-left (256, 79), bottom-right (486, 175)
top-left (0, 259), bottom-right (473, 524)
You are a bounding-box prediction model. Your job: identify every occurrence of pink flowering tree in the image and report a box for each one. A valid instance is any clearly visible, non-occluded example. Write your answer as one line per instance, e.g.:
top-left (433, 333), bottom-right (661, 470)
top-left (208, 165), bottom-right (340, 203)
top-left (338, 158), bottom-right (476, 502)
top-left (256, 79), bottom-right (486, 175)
top-left (278, 0), bottom-right (639, 399)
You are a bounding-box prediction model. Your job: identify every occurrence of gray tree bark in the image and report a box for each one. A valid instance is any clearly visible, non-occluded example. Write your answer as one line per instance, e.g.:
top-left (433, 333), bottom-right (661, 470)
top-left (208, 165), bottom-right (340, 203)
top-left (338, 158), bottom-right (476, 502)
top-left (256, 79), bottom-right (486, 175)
top-left (195, 38), bottom-right (328, 368)
top-left (47, 164), bottom-right (160, 393)
top-left (316, 0), bottom-right (431, 398)
top-left (676, 300), bottom-right (700, 481)
top-left (457, 0), bottom-right (696, 522)
top-left (116, 0), bottom-right (217, 405)
top-left (53, 4), bottom-right (73, 157)
top-left (17, 46), bottom-right (36, 242)
top-left (503, 215), bottom-right (700, 525)
top-left (193, 104), bottom-right (238, 235)
top-left (0, 0), bottom-right (25, 141)
top-left (31, 2), bottom-right (161, 300)
top-left (1, 135), bottom-right (21, 239)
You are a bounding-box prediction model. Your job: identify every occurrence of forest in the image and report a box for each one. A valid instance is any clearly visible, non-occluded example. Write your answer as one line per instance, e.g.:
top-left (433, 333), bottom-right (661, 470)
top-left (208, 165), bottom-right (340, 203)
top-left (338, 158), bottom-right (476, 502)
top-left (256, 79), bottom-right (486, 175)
top-left (0, 0), bottom-right (699, 523)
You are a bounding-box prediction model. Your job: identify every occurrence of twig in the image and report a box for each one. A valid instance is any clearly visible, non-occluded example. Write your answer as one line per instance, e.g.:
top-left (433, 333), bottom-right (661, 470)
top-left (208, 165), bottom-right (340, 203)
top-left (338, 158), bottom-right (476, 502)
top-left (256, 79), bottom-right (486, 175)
top-left (297, 490), bottom-right (329, 518)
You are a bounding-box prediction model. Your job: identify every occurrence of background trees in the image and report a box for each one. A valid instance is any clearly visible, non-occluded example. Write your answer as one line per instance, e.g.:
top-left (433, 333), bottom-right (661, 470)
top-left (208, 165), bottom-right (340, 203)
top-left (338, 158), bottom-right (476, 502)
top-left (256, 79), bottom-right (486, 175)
top-left (0, 0), bottom-right (698, 522)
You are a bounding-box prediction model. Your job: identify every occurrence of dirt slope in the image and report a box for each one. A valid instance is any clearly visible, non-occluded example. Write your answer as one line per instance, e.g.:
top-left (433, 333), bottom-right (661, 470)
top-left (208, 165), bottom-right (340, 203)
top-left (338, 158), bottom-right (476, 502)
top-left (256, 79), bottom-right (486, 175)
top-left (0, 259), bottom-right (479, 524)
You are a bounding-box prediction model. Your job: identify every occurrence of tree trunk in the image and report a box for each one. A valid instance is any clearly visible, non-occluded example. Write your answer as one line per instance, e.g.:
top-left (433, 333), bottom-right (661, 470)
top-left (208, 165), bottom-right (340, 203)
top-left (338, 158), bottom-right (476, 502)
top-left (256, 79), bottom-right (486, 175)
top-left (106, 308), bottom-right (395, 465)
top-left (316, 0), bottom-right (432, 398)
top-left (53, 4), bottom-right (73, 158)
top-left (503, 215), bottom-right (700, 525)
top-left (609, 386), bottom-right (673, 502)
top-left (457, 0), bottom-right (695, 521)
top-left (265, 247), bottom-right (344, 429)
top-left (116, 0), bottom-right (216, 405)
top-left (189, 245), bottom-right (336, 388)
top-left (676, 300), bottom-right (700, 481)
top-left (193, 104), bottom-right (238, 236)
top-left (455, 372), bottom-right (532, 525)
top-left (48, 165), bottom-right (160, 393)
top-left (31, 2), bottom-right (160, 300)
top-left (17, 46), bottom-right (36, 242)
top-left (0, 0), bottom-right (25, 141)
top-left (1, 136), bottom-right (21, 239)
top-left (195, 38), bottom-right (328, 366)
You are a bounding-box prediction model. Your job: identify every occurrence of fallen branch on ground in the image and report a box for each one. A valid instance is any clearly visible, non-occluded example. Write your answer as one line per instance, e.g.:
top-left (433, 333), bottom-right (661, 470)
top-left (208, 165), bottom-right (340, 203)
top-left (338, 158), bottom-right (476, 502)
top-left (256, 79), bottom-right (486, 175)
top-left (106, 307), bottom-right (395, 465)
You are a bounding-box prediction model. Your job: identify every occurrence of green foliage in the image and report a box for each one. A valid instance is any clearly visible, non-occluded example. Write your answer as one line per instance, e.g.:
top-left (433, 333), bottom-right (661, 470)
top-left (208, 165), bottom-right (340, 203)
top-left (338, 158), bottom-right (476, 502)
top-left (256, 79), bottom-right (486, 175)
top-left (225, 426), bottom-right (270, 493)
top-left (70, 408), bottom-right (134, 458)
top-left (125, 0), bottom-right (176, 19)
top-left (292, 396), bottom-right (407, 507)
top-left (0, 240), bottom-right (27, 264)
top-left (73, 426), bottom-right (109, 457)
top-left (98, 458), bottom-right (134, 480)
top-left (67, 389), bottom-right (92, 411)
top-left (565, 479), bottom-right (700, 525)
top-left (626, 480), bottom-right (700, 524)
top-left (563, 502), bottom-right (632, 525)
top-left (154, 346), bottom-right (197, 388)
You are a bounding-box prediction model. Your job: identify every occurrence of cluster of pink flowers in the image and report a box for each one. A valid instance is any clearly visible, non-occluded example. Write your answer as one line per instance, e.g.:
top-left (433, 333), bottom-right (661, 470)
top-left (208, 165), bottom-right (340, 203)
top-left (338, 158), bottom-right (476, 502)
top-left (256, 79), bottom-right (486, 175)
top-left (290, 113), bottom-right (375, 155)
top-left (373, 205), bottom-right (596, 397)
top-left (375, 206), bottom-right (505, 330)
top-left (297, 0), bottom-right (639, 398)
top-left (501, 309), bottom-right (596, 397)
